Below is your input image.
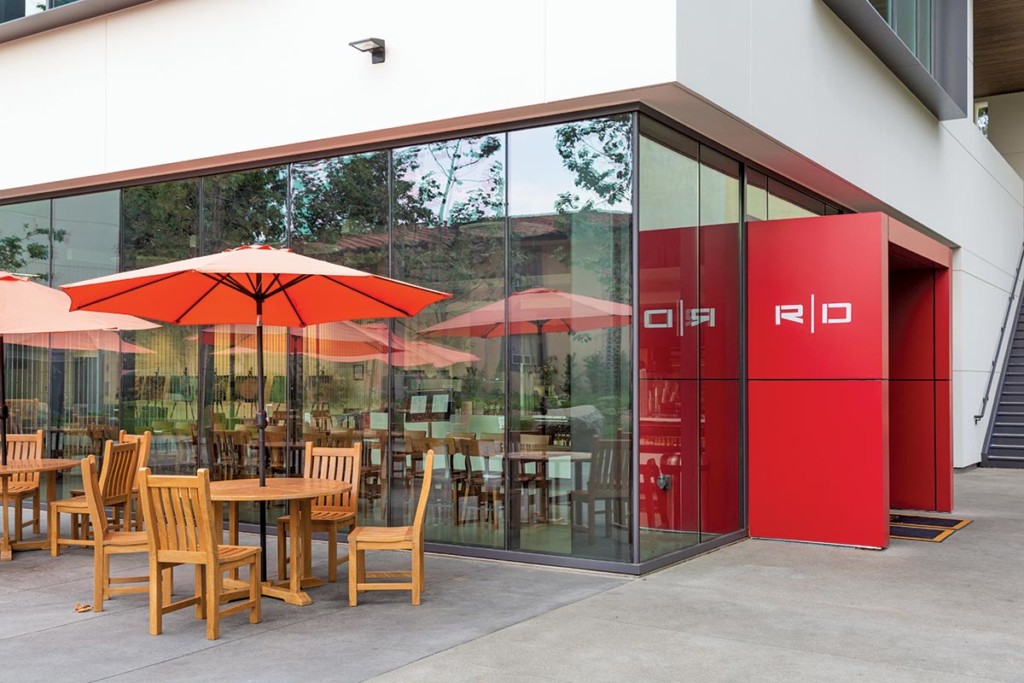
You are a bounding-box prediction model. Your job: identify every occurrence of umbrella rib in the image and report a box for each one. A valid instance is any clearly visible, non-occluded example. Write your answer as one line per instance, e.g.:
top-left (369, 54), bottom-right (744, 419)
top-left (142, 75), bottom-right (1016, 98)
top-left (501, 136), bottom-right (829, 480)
top-left (279, 285), bottom-right (307, 327)
top-left (264, 274), bottom-right (312, 300)
top-left (178, 275), bottom-right (235, 323)
top-left (323, 277), bottom-right (416, 317)
top-left (68, 270), bottom-right (188, 309)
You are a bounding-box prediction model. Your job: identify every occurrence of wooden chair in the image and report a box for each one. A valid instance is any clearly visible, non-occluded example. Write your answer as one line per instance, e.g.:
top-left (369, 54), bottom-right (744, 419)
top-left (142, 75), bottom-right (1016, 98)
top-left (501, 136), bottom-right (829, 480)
top-left (446, 436), bottom-right (501, 526)
top-left (120, 430), bottom-right (152, 532)
top-left (79, 455), bottom-right (172, 612)
top-left (138, 467), bottom-right (261, 641)
top-left (516, 433), bottom-right (550, 522)
top-left (276, 442), bottom-right (361, 583)
top-left (50, 439), bottom-right (141, 556)
top-left (4, 430), bottom-right (44, 542)
top-left (326, 429), bottom-right (358, 448)
top-left (211, 429), bottom-right (246, 480)
top-left (349, 450), bottom-right (434, 606)
top-left (573, 439), bottom-right (631, 541)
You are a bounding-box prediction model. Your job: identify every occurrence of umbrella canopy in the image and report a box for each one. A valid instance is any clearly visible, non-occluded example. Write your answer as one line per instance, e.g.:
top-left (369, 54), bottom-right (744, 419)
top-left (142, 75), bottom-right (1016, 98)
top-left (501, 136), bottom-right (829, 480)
top-left (351, 340), bottom-right (479, 368)
top-left (6, 329), bottom-right (154, 355)
top-left (418, 287), bottom-right (632, 338)
top-left (214, 321), bottom-right (389, 358)
top-left (418, 287), bottom-right (631, 413)
top-left (0, 271), bottom-right (158, 464)
top-left (61, 245), bottom-right (450, 578)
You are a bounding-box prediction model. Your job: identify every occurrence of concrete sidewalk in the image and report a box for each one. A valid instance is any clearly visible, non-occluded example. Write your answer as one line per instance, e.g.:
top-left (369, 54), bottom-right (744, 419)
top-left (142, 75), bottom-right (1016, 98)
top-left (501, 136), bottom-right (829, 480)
top-left (0, 467), bottom-right (1021, 681)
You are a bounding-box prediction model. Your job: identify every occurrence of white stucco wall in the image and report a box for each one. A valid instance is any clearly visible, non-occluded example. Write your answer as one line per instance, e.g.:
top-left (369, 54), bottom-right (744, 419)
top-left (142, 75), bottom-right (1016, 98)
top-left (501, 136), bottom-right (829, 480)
top-left (0, 0), bottom-right (676, 188)
top-left (675, 0), bottom-right (1023, 468)
top-left (0, 0), bottom-right (1020, 467)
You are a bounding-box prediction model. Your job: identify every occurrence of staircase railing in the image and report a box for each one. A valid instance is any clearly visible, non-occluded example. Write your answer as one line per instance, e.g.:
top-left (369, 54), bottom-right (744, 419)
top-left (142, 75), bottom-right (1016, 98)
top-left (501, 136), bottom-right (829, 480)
top-left (975, 237), bottom-right (1024, 424)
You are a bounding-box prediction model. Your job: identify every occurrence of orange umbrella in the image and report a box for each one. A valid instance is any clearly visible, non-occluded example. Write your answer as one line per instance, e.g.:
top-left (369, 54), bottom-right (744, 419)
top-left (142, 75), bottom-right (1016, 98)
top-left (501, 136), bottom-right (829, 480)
top-left (61, 245), bottom-right (449, 575)
top-left (6, 329), bottom-right (154, 355)
top-left (419, 287), bottom-right (631, 412)
top-left (0, 271), bottom-right (157, 464)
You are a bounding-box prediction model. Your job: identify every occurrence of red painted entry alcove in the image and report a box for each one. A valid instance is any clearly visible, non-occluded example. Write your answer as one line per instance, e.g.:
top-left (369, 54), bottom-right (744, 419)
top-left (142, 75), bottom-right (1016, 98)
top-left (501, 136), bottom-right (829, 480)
top-left (747, 212), bottom-right (951, 549)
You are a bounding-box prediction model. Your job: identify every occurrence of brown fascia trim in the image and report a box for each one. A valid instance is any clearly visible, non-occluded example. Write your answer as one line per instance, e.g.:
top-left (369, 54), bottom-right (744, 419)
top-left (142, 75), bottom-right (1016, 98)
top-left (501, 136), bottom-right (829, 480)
top-left (0, 87), bottom-right (656, 205)
top-left (0, 0), bottom-right (156, 46)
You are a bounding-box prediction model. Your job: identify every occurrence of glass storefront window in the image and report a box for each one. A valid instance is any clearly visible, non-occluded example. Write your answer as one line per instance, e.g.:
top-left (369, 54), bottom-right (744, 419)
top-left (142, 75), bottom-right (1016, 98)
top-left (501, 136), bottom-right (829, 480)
top-left (509, 116), bottom-right (634, 562)
top-left (0, 110), bottom-right (828, 570)
top-left (291, 151), bottom-right (390, 525)
top-left (120, 179), bottom-right (200, 480)
top-left (638, 122), bottom-right (741, 562)
top-left (0, 200), bottom-right (51, 469)
top-left (393, 135), bottom-right (507, 547)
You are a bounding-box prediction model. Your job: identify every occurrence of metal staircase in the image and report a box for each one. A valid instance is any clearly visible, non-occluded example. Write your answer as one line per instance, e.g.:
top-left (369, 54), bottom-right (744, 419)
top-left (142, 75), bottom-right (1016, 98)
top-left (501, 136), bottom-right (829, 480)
top-left (983, 277), bottom-right (1024, 466)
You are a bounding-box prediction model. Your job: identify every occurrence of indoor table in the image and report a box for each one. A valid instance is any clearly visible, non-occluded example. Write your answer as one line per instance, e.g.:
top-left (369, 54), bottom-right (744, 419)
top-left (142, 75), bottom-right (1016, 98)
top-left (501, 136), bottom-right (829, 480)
top-left (209, 477), bottom-right (350, 606)
top-left (0, 458), bottom-right (79, 561)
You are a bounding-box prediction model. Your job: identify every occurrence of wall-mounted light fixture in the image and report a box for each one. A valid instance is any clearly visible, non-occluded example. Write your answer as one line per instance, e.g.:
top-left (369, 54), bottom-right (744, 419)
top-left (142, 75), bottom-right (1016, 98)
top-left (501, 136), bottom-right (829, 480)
top-left (349, 37), bottom-right (385, 64)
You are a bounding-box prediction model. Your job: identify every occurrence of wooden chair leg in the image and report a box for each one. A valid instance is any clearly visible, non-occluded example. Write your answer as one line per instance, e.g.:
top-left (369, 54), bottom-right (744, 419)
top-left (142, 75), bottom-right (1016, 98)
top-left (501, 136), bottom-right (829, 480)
top-left (327, 528), bottom-right (337, 583)
top-left (149, 558), bottom-right (163, 635)
top-left (49, 505), bottom-right (59, 557)
top-left (14, 501), bottom-right (23, 543)
top-left (411, 545), bottom-right (422, 606)
top-left (32, 492), bottom-right (40, 535)
top-left (206, 564), bottom-right (219, 640)
top-left (195, 565), bottom-right (206, 620)
top-left (348, 547), bottom-right (361, 606)
top-left (94, 545), bottom-right (106, 612)
top-left (249, 555), bottom-right (262, 624)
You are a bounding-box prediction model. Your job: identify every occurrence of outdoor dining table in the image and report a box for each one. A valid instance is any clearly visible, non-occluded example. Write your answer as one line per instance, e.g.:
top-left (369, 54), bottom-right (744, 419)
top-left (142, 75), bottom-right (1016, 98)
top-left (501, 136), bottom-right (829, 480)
top-left (0, 458), bottom-right (79, 561)
top-left (506, 450), bottom-right (591, 525)
top-left (209, 477), bottom-right (351, 606)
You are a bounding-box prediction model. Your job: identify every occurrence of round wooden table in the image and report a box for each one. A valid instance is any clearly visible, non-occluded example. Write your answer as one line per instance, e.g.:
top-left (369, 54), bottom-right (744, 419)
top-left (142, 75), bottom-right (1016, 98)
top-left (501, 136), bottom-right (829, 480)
top-left (0, 458), bottom-right (80, 561)
top-left (209, 478), bottom-right (351, 606)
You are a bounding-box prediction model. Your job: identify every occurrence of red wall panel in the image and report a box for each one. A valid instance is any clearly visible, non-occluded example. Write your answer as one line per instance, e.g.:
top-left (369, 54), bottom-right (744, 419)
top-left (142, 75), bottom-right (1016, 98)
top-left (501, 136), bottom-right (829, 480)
top-left (888, 269), bottom-right (935, 380)
top-left (700, 224), bottom-right (740, 379)
top-left (639, 227), bottom-right (697, 380)
top-left (935, 380), bottom-right (953, 511)
top-left (889, 380), bottom-right (936, 510)
top-left (749, 213), bottom-right (887, 380)
top-left (749, 380), bottom-right (889, 548)
top-left (700, 380), bottom-right (741, 534)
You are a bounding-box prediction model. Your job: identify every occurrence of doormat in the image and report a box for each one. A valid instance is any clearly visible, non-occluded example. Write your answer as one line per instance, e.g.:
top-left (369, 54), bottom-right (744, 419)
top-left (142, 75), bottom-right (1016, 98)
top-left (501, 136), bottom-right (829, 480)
top-left (890, 524), bottom-right (955, 542)
top-left (889, 514), bottom-right (972, 530)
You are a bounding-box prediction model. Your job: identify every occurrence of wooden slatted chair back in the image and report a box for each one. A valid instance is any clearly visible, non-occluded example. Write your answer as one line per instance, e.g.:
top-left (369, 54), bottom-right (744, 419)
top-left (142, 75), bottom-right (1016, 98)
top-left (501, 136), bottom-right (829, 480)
top-left (138, 467), bottom-right (216, 565)
top-left (589, 439), bottom-right (630, 497)
top-left (303, 442), bottom-right (361, 509)
top-left (412, 450), bottom-right (435, 541)
top-left (119, 430), bottom-right (153, 470)
top-left (6, 429), bottom-right (43, 486)
top-left (80, 455), bottom-right (110, 543)
top-left (99, 440), bottom-right (141, 502)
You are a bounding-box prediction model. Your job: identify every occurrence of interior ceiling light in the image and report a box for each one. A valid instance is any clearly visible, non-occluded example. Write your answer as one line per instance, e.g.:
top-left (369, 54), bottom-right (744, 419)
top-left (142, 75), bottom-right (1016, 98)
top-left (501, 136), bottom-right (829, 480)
top-left (349, 37), bottom-right (385, 64)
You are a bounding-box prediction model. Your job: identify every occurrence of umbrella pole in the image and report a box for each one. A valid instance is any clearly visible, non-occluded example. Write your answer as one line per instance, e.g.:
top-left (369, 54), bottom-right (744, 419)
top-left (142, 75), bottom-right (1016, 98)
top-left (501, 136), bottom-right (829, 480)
top-left (255, 300), bottom-right (268, 581)
top-left (0, 336), bottom-right (7, 467)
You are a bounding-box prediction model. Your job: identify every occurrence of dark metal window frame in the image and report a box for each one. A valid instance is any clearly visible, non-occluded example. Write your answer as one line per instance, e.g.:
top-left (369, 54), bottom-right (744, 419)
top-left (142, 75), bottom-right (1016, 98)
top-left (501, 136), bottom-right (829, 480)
top-left (822, 0), bottom-right (968, 120)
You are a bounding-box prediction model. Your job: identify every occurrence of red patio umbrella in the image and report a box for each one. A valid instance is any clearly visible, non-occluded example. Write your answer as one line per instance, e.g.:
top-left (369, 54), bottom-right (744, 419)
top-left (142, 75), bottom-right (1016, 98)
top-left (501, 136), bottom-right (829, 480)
top-left (61, 245), bottom-right (449, 576)
top-left (6, 329), bottom-right (154, 355)
top-left (0, 272), bottom-right (157, 465)
top-left (418, 287), bottom-right (631, 412)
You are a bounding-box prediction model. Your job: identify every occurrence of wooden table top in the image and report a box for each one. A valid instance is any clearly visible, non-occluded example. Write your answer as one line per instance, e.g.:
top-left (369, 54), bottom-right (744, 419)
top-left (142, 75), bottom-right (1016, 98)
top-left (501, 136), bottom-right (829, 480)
top-left (0, 458), bottom-right (80, 475)
top-left (208, 477), bottom-right (350, 502)
top-left (506, 450), bottom-right (591, 462)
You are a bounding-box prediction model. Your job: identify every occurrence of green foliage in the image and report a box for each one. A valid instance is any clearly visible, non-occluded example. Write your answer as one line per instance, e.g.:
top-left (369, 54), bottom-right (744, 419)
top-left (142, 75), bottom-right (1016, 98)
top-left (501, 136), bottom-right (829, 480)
top-left (0, 221), bottom-right (63, 278)
top-left (553, 115), bottom-right (632, 213)
top-left (122, 179), bottom-right (199, 268)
